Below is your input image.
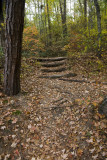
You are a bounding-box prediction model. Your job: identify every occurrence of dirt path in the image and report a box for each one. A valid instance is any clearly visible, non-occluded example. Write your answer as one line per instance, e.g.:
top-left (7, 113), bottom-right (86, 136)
top-left (0, 57), bottom-right (107, 160)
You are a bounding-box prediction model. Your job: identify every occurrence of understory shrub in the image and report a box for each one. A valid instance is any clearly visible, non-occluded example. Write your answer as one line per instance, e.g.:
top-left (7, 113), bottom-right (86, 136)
top-left (22, 25), bottom-right (45, 56)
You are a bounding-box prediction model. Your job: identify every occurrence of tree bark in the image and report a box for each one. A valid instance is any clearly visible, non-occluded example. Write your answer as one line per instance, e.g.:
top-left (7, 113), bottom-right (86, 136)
top-left (0, 0), bottom-right (4, 26)
top-left (63, 0), bottom-right (67, 36)
top-left (0, 0), bottom-right (4, 84)
top-left (94, 0), bottom-right (102, 58)
top-left (46, 0), bottom-right (52, 46)
top-left (59, 0), bottom-right (67, 38)
top-left (4, 0), bottom-right (25, 96)
top-left (84, 0), bottom-right (87, 28)
top-left (0, 0), bottom-right (4, 49)
top-left (88, 0), bottom-right (94, 31)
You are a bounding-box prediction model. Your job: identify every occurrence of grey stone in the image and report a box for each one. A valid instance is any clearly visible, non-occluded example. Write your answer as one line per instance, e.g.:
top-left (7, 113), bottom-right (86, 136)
top-left (98, 97), bottom-right (107, 117)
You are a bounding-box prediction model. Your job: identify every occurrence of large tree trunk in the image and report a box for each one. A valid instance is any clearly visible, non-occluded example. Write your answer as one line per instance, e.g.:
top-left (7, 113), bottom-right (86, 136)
top-left (46, 0), bottom-right (52, 46)
top-left (4, 0), bottom-right (25, 96)
top-left (0, 0), bottom-right (4, 49)
top-left (0, 0), bottom-right (4, 84)
top-left (88, 0), bottom-right (94, 31)
top-left (59, 0), bottom-right (67, 38)
top-left (94, 0), bottom-right (102, 58)
top-left (63, 0), bottom-right (67, 36)
top-left (84, 0), bottom-right (87, 28)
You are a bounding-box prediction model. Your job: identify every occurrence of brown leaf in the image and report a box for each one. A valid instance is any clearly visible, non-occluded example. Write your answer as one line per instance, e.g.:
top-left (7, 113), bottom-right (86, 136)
top-left (77, 149), bottom-right (83, 156)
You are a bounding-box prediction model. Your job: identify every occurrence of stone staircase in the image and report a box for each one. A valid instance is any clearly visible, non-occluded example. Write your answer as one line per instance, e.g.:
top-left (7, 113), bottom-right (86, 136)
top-left (36, 57), bottom-right (77, 79)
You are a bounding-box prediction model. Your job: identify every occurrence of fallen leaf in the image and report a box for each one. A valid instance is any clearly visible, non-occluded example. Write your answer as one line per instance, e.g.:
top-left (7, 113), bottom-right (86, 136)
top-left (28, 124), bottom-right (32, 129)
top-left (12, 118), bottom-right (18, 124)
top-left (61, 154), bottom-right (68, 159)
top-left (30, 126), bottom-right (36, 133)
top-left (1, 126), bottom-right (6, 130)
top-left (86, 138), bottom-right (93, 143)
top-left (77, 149), bottom-right (83, 156)
top-left (14, 149), bottom-right (20, 156)
top-left (11, 142), bottom-right (17, 148)
top-left (89, 148), bottom-right (95, 153)
top-left (4, 154), bottom-right (10, 160)
top-left (92, 154), bottom-right (98, 159)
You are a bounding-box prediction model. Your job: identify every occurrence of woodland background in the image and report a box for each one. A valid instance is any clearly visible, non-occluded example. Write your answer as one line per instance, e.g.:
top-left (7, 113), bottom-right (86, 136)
top-left (0, 0), bottom-right (107, 89)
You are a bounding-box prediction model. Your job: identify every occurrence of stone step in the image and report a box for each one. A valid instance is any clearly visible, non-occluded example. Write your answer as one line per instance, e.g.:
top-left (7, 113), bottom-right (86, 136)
top-left (41, 60), bottom-right (66, 68)
top-left (36, 57), bottom-right (67, 62)
top-left (41, 66), bottom-right (66, 73)
top-left (39, 72), bottom-right (77, 79)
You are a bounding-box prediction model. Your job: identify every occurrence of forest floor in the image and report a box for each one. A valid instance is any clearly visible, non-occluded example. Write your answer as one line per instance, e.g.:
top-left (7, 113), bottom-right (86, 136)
top-left (0, 53), bottom-right (107, 160)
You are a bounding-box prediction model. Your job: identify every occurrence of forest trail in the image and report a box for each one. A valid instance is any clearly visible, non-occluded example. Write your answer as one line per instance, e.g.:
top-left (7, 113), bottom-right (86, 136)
top-left (0, 56), bottom-right (107, 159)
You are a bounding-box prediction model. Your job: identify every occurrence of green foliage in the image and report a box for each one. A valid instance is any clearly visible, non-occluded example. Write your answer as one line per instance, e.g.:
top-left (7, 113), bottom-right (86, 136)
top-left (0, 47), bottom-right (3, 59)
top-left (22, 25), bottom-right (45, 56)
top-left (12, 110), bottom-right (22, 115)
top-left (24, 0), bottom-right (107, 57)
top-left (63, 24), bottom-right (107, 55)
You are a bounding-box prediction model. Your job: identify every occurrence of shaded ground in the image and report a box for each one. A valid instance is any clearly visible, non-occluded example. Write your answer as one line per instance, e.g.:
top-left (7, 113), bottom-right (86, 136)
top-left (0, 54), bottom-right (107, 160)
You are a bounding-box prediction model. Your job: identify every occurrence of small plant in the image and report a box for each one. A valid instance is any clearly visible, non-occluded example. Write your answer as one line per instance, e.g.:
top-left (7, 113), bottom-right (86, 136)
top-left (3, 100), bottom-right (8, 104)
top-left (12, 110), bottom-right (22, 115)
top-left (85, 131), bottom-right (92, 138)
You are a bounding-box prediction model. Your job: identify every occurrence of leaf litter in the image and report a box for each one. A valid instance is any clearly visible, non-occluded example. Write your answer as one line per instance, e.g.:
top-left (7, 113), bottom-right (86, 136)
top-left (0, 57), bottom-right (107, 160)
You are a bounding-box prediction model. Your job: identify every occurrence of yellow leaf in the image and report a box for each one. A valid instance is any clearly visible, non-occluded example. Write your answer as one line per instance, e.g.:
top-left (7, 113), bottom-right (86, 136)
top-left (96, 112), bottom-right (105, 119)
top-left (77, 149), bottom-right (83, 156)
top-left (92, 102), bottom-right (98, 107)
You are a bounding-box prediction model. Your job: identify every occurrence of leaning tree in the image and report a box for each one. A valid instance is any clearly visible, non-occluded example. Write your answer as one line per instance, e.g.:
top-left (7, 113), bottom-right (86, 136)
top-left (4, 0), bottom-right (25, 95)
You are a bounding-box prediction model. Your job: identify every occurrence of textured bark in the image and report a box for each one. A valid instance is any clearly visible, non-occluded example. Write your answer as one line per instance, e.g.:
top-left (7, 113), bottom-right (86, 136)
top-left (46, 0), bottom-right (52, 46)
top-left (94, 0), bottom-right (102, 57)
top-left (63, 0), bottom-right (67, 36)
top-left (0, 0), bottom-right (4, 25)
top-left (0, 0), bottom-right (4, 84)
top-left (0, 0), bottom-right (4, 48)
top-left (4, 0), bottom-right (25, 96)
top-left (59, 0), bottom-right (67, 38)
top-left (88, 0), bottom-right (94, 30)
top-left (94, 0), bottom-right (101, 39)
top-left (84, 0), bottom-right (87, 28)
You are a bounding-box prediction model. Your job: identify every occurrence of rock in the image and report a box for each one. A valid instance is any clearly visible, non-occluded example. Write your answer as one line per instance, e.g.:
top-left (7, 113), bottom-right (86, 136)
top-left (98, 97), bottom-right (107, 117)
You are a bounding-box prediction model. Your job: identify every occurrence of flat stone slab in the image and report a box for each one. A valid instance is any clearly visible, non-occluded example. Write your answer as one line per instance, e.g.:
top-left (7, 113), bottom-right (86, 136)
top-left (41, 67), bottom-right (66, 73)
top-left (41, 60), bottom-right (66, 67)
top-left (36, 57), bottom-right (67, 62)
top-left (39, 72), bottom-right (77, 79)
